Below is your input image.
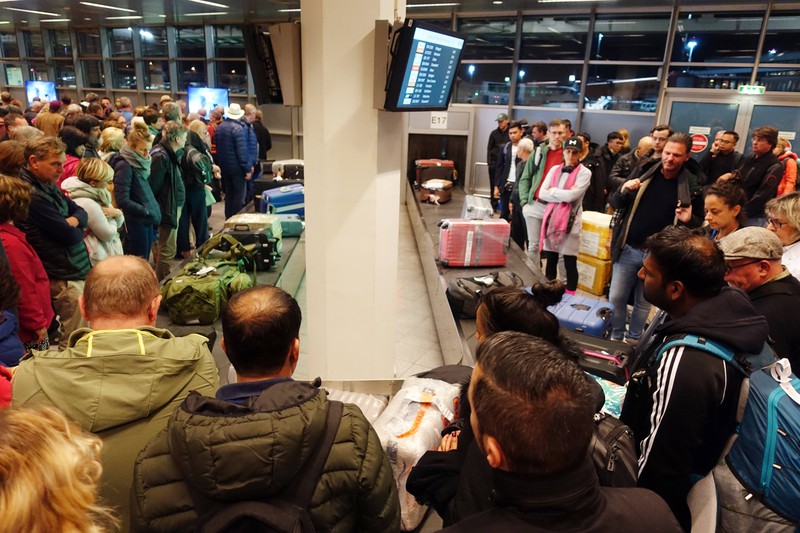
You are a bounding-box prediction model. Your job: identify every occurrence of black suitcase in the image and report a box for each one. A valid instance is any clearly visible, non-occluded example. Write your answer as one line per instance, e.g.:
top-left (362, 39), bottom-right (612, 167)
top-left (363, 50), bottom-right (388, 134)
top-left (253, 178), bottom-right (303, 208)
top-left (219, 227), bottom-right (280, 271)
top-left (563, 329), bottom-right (634, 385)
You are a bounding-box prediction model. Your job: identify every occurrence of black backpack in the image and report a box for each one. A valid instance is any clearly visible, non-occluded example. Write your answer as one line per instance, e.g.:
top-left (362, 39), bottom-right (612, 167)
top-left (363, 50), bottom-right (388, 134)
top-left (192, 401), bottom-right (344, 533)
top-left (589, 411), bottom-right (638, 487)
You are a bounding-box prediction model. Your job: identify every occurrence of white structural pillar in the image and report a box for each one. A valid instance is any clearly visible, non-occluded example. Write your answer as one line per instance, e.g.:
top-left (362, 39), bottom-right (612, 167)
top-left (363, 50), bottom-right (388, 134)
top-left (302, 0), bottom-right (404, 379)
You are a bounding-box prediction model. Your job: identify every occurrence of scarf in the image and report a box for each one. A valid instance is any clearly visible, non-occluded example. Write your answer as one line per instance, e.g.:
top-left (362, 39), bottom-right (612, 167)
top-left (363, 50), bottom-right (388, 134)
top-left (540, 164), bottom-right (581, 251)
top-left (67, 182), bottom-right (112, 207)
top-left (119, 145), bottom-right (152, 176)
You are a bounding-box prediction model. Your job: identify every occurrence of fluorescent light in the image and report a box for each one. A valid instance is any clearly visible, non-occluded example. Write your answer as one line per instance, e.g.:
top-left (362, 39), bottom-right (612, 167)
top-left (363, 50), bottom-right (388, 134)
top-left (184, 11), bottom-right (227, 16)
top-left (5, 7), bottom-right (60, 15)
top-left (189, 0), bottom-right (228, 8)
top-left (0, 20), bottom-right (11, 24)
top-left (407, 2), bottom-right (460, 6)
top-left (41, 18), bottom-right (71, 22)
top-left (277, 8), bottom-right (301, 12)
top-left (80, 2), bottom-right (135, 12)
top-left (539, 0), bottom-right (612, 2)
top-left (105, 15), bottom-right (141, 19)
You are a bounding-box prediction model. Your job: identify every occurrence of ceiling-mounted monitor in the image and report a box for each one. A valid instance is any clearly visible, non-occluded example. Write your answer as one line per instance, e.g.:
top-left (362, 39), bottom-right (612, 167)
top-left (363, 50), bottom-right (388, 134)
top-left (25, 81), bottom-right (56, 106)
top-left (187, 87), bottom-right (230, 115)
top-left (383, 19), bottom-right (466, 112)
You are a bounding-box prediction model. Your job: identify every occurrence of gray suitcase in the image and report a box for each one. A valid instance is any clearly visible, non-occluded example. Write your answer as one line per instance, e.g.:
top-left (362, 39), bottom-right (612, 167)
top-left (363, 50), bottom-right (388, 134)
top-left (461, 195), bottom-right (494, 220)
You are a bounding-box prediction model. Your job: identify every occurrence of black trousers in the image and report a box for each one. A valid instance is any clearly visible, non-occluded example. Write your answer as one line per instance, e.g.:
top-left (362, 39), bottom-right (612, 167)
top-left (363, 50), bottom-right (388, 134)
top-left (544, 251), bottom-right (578, 291)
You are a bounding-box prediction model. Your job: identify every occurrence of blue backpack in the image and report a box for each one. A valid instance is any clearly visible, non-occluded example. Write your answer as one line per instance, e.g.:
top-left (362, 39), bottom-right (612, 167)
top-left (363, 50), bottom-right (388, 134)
top-left (658, 334), bottom-right (800, 524)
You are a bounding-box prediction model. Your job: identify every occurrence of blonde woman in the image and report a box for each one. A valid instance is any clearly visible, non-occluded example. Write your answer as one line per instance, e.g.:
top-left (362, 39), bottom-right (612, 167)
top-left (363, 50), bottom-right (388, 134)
top-left (61, 159), bottom-right (124, 265)
top-left (99, 127), bottom-right (124, 162)
top-left (0, 406), bottom-right (117, 532)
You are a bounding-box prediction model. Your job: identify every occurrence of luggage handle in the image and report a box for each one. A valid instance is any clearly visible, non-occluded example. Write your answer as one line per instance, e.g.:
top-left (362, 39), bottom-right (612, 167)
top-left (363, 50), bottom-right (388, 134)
top-left (232, 223), bottom-right (252, 231)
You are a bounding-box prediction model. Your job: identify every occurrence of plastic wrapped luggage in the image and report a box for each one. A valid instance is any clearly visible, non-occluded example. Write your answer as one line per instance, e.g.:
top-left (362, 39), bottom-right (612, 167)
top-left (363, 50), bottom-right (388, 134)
top-left (461, 194), bottom-right (494, 220)
top-left (224, 213), bottom-right (283, 239)
top-left (562, 329), bottom-right (633, 385)
top-left (547, 293), bottom-right (613, 337)
top-left (420, 179), bottom-right (453, 204)
top-left (415, 159), bottom-right (455, 184)
top-left (438, 218), bottom-right (510, 267)
top-left (260, 184), bottom-right (305, 217)
top-left (276, 214), bottom-right (304, 237)
top-left (323, 388), bottom-right (388, 424)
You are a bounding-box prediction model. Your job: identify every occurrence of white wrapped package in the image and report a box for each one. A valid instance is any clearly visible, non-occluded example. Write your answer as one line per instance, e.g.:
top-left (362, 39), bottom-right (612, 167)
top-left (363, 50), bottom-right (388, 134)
top-left (323, 388), bottom-right (388, 424)
top-left (372, 377), bottom-right (461, 531)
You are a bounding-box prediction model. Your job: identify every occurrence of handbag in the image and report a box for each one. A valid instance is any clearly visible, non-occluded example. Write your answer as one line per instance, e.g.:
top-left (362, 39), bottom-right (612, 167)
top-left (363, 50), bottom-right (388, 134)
top-left (446, 271), bottom-right (524, 319)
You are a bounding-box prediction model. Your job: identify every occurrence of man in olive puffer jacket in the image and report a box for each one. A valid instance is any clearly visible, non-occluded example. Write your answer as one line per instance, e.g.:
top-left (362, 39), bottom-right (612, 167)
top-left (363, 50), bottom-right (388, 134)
top-left (132, 285), bottom-right (401, 533)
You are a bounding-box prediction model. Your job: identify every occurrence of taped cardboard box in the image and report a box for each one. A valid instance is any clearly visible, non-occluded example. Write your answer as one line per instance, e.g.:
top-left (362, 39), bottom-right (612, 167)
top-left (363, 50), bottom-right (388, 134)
top-left (580, 211), bottom-right (613, 260)
top-left (577, 253), bottom-right (612, 296)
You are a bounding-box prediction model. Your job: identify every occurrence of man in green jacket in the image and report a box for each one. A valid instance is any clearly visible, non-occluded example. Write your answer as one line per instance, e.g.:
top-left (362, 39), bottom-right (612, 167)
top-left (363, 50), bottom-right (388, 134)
top-left (132, 285), bottom-right (401, 533)
top-left (12, 255), bottom-right (219, 531)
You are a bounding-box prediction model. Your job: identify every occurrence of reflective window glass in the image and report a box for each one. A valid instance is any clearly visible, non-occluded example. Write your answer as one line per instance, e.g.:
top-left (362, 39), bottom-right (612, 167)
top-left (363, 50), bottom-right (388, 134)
top-left (111, 60), bottom-right (136, 89)
top-left (28, 62), bottom-right (48, 81)
top-left (139, 27), bottom-right (168, 57)
top-left (110, 28), bottom-right (134, 57)
top-left (216, 60), bottom-right (247, 95)
top-left (458, 18), bottom-right (516, 60)
top-left (515, 64), bottom-right (583, 107)
top-left (756, 67), bottom-right (800, 92)
top-left (591, 14), bottom-right (670, 61)
top-left (585, 65), bottom-right (660, 112)
top-left (177, 60), bottom-right (206, 89)
top-left (50, 30), bottom-right (72, 58)
top-left (82, 60), bottom-right (104, 88)
top-left (78, 32), bottom-right (102, 55)
top-left (520, 16), bottom-right (589, 61)
top-left (761, 12), bottom-right (800, 64)
top-left (23, 31), bottom-right (44, 57)
top-left (55, 62), bottom-right (76, 87)
top-left (214, 26), bottom-right (244, 58)
top-left (667, 66), bottom-right (752, 90)
top-left (671, 12), bottom-right (762, 63)
top-left (177, 26), bottom-right (205, 58)
top-left (0, 33), bottom-right (18, 57)
top-left (452, 62), bottom-right (513, 104)
top-left (144, 60), bottom-right (170, 90)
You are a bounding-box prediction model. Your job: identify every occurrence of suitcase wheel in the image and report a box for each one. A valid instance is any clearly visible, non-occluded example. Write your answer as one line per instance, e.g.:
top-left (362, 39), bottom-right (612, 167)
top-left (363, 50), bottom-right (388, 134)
top-left (598, 308), bottom-right (612, 319)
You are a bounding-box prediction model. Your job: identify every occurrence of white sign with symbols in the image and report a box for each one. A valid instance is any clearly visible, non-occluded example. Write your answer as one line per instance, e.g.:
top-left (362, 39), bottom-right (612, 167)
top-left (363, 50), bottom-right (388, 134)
top-left (430, 112), bottom-right (448, 129)
top-left (689, 126), bottom-right (711, 135)
top-left (779, 131), bottom-right (796, 141)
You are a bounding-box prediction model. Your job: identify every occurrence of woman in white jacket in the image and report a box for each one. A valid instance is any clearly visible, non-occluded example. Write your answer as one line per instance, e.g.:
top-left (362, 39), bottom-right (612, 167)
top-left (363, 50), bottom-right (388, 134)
top-left (538, 136), bottom-right (592, 294)
top-left (61, 159), bottom-right (124, 266)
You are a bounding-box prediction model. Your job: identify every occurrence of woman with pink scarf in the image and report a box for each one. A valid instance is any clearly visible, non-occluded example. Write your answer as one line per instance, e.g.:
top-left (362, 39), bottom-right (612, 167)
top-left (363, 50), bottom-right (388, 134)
top-left (538, 136), bottom-right (592, 294)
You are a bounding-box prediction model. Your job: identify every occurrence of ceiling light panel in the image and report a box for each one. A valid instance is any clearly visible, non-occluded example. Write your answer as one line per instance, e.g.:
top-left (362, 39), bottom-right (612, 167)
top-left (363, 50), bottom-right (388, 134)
top-left (189, 0), bottom-right (229, 8)
top-left (5, 7), bottom-right (60, 16)
top-left (80, 2), bottom-right (136, 12)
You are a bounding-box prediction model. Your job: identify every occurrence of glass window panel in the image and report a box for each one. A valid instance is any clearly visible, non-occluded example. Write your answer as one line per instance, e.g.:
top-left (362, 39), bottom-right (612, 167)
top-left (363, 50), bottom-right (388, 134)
top-left (591, 14), bottom-right (670, 61)
top-left (458, 18), bottom-right (516, 60)
top-left (5, 65), bottom-right (23, 85)
top-left (79, 32), bottom-right (102, 55)
top-left (214, 26), bottom-right (244, 58)
top-left (177, 60), bottom-right (206, 90)
top-left (520, 16), bottom-right (589, 61)
top-left (0, 32), bottom-right (18, 57)
top-left (55, 62), bottom-right (76, 87)
top-left (216, 60), bottom-right (247, 95)
top-left (756, 67), bottom-right (800, 92)
top-left (23, 31), bottom-right (44, 57)
top-left (82, 60), bottom-right (104, 88)
top-left (667, 66), bottom-right (752, 90)
top-left (585, 65), bottom-right (660, 112)
top-left (671, 12), bottom-right (762, 63)
top-left (50, 30), bottom-right (72, 58)
top-left (144, 60), bottom-right (170, 90)
top-left (28, 62), bottom-right (48, 81)
top-left (514, 64), bottom-right (583, 107)
top-left (139, 27), bottom-right (168, 57)
top-left (177, 26), bottom-right (205, 58)
top-left (761, 12), bottom-right (800, 64)
top-left (452, 62), bottom-right (513, 104)
top-left (109, 27), bottom-right (134, 57)
top-left (111, 60), bottom-right (137, 89)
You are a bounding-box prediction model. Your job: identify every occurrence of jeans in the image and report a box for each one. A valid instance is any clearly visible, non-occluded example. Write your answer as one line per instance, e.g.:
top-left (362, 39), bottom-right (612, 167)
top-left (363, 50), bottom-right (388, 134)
top-left (222, 173), bottom-right (247, 219)
top-left (125, 220), bottom-right (156, 261)
top-left (609, 244), bottom-right (652, 341)
top-left (153, 207), bottom-right (182, 282)
top-left (522, 201), bottom-right (546, 271)
top-left (177, 187), bottom-right (209, 255)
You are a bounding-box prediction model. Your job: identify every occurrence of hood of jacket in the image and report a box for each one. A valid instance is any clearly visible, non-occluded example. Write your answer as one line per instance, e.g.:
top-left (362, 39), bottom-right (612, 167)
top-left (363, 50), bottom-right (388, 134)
top-left (166, 380), bottom-right (331, 501)
top-left (14, 326), bottom-right (215, 432)
top-left (657, 286), bottom-right (770, 354)
top-left (779, 151), bottom-right (798, 162)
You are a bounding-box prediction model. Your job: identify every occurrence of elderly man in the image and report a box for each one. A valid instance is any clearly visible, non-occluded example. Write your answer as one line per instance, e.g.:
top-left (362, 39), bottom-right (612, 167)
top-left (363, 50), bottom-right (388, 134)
top-left (720, 226), bottom-right (800, 369)
top-left (215, 103), bottom-right (258, 218)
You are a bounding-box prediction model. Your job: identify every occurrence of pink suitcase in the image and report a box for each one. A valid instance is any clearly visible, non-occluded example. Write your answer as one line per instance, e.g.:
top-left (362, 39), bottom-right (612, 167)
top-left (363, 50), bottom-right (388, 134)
top-left (438, 218), bottom-right (510, 267)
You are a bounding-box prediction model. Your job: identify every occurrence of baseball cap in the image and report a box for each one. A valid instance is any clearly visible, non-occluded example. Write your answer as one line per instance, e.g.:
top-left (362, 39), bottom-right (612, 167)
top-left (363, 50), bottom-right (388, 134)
top-left (564, 136), bottom-right (584, 152)
top-left (496, 113), bottom-right (508, 121)
top-left (719, 227), bottom-right (783, 261)
top-left (160, 95), bottom-right (173, 103)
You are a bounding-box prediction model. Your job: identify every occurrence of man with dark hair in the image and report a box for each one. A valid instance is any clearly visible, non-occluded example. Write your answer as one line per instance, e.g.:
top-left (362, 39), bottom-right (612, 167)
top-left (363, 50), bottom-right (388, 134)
top-left (700, 130), bottom-right (741, 183)
top-left (142, 107), bottom-right (160, 138)
top-left (620, 225), bottom-right (771, 530)
top-left (720, 125), bottom-right (783, 226)
top-left (87, 102), bottom-right (105, 120)
top-left (1, 112), bottom-right (28, 142)
top-left (72, 114), bottom-right (102, 159)
top-left (12, 255), bottom-right (218, 531)
top-left (585, 131), bottom-right (624, 212)
top-left (608, 132), bottom-right (703, 345)
top-left (487, 112), bottom-right (509, 208)
top-left (441, 331), bottom-right (681, 532)
top-left (561, 118), bottom-right (573, 139)
top-left (528, 120), bottom-right (547, 148)
top-left (495, 120), bottom-right (525, 221)
top-left (133, 285), bottom-right (401, 533)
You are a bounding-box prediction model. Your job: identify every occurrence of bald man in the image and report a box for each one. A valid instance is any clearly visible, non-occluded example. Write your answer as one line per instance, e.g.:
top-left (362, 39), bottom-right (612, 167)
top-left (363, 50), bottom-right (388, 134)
top-left (608, 136), bottom-right (655, 195)
top-left (12, 255), bottom-right (219, 531)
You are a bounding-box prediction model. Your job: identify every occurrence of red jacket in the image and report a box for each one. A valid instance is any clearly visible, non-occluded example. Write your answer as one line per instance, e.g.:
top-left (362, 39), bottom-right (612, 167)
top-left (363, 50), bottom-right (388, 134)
top-left (0, 223), bottom-right (54, 343)
top-left (0, 365), bottom-right (10, 408)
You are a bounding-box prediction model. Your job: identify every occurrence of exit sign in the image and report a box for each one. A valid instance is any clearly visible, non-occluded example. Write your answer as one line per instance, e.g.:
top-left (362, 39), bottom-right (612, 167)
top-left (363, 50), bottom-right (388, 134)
top-left (739, 85), bottom-right (766, 95)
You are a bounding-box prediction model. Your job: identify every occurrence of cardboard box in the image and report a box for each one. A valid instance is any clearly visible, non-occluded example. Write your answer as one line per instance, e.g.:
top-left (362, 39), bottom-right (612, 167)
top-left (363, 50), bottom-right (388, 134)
top-left (580, 211), bottom-right (613, 260)
top-left (577, 253), bottom-right (612, 296)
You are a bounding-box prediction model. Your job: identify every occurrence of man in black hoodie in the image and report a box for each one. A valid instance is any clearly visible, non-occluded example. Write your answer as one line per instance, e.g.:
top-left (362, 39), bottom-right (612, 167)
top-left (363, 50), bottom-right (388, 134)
top-left (621, 226), bottom-right (771, 530)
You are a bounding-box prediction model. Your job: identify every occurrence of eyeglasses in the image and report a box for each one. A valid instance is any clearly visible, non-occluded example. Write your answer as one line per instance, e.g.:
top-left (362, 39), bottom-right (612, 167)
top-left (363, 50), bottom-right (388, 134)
top-left (768, 217), bottom-right (787, 229)
top-left (725, 260), bottom-right (761, 275)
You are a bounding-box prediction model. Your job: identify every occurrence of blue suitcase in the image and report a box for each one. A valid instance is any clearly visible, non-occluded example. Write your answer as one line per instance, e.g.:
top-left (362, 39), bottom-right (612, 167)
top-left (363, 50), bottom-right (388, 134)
top-left (546, 294), bottom-right (614, 338)
top-left (260, 184), bottom-right (305, 217)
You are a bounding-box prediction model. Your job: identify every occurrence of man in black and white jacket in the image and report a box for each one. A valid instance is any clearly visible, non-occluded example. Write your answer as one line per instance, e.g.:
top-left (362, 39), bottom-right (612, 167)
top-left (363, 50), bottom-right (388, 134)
top-left (620, 225), bottom-right (771, 531)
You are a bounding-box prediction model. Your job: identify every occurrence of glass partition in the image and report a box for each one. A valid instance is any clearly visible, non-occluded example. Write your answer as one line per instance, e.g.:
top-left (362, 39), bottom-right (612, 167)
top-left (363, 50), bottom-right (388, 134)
top-left (139, 27), bottom-right (168, 57)
top-left (109, 28), bottom-right (134, 57)
top-left (520, 16), bottom-right (589, 61)
top-left (591, 14), bottom-right (670, 61)
top-left (50, 30), bottom-right (72, 58)
top-left (585, 64), bottom-right (660, 112)
top-left (671, 12), bottom-right (763, 63)
top-left (144, 60), bottom-right (169, 90)
top-left (177, 26), bottom-right (205, 58)
top-left (458, 17), bottom-right (517, 60)
top-left (452, 62), bottom-right (513, 104)
top-left (515, 64), bottom-right (583, 107)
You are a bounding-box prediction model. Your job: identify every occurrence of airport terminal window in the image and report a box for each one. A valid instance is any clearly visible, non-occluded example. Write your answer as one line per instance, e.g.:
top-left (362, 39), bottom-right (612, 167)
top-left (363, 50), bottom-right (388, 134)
top-left (214, 26), bottom-right (245, 59)
top-left (23, 31), bottom-right (44, 58)
top-left (139, 27), bottom-right (168, 57)
top-left (109, 28), bottom-right (135, 57)
top-left (177, 60), bottom-right (206, 89)
top-left (78, 32), bottom-right (102, 56)
top-left (0, 33), bottom-right (18, 58)
top-left (27, 62), bottom-right (48, 81)
top-left (50, 30), bottom-right (72, 58)
top-left (756, 67), bottom-right (800, 92)
top-left (458, 18), bottom-right (516, 60)
top-left (55, 62), bottom-right (76, 87)
top-left (144, 60), bottom-right (170, 90)
top-left (585, 64), bottom-right (659, 112)
top-left (591, 14), bottom-right (670, 61)
top-left (216, 60), bottom-right (247, 95)
top-left (520, 16), bottom-right (589, 61)
top-left (667, 65), bottom-right (752, 89)
top-left (452, 62), bottom-right (513, 104)
top-left (81, 60), bottom-right (104, 88)
top-left (111, 60), bottom-right (137, 89)
top-left (760, 12), bottom-right (800, 64)
top-left (671, 12), bottom-right (762, 63)
top-left (4, 65), bottom-right (22, 85)
top-left (177, 27), bottom-right (205, 58)
top-left (514, 64), bottom-right (582, 108)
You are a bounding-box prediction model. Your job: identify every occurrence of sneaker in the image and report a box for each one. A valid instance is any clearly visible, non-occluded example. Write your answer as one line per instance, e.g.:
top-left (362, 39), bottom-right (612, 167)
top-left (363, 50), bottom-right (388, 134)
top-left (623, 337), bottom-right (640, 347)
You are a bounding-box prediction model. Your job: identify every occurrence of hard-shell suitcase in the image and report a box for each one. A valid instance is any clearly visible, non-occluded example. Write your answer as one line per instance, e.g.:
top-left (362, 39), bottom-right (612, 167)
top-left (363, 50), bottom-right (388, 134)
top-left (415, 159), bottom-right (455, 184)
top-left (547, 294), bottom-right (613, 338)
top-left (276, 214), bottom-right (304, 237)
top-left (253, 177), bottom-right (303, 208)
top-left (260, 184), bottom-right (305, 217)
top-left (563, 329), bottom-right (634, 386)
top-left (271, 159), bottom-right (305, 180)
top-left (461, 195), bottom-right (494, 220)
top-left (420, 179), bottom-right (453, 204)
top-left (438, 218), bottom-right (510, 267)
top-left (223, 213), bottom-right (283, 240)
top-left (221, 226), bottom-right (280, 270)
